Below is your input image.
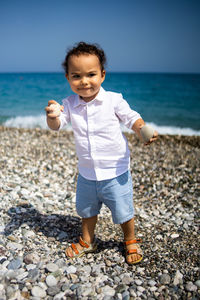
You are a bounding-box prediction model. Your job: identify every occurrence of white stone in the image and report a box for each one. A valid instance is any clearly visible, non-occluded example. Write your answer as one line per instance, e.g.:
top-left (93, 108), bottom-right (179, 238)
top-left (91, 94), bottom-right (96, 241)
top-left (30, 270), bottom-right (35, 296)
top-left (46, 274), bottom-right (58, 287)
top-left (185, 281), bottom-right (197, 292)
top-left (135, 279), bottom-right (143, 286)
top-left (155, 234), bottom-right (163, 240)
top-left (23, 230), bottom-right (36, 238)
top-left (137, 286), bottom-right (146, 293)
top-left (140, 125), bottom-right (154, 142)
top-left (139, 212), bottom-right (149, 220)
top-left (46, 263), bottom-right (59, 273)
top-left (171, 233), bottom-right (179, 239)
top-left (102, 285), bottom-right (115, 296)
top-left (150, 286), bottom-right (157, 292)
top-left (148, 279), bottom-right (157, 286)
top-left (38, 282), bottom-right (47, 290)
top-left (53, 291), bottom-right (66, 300)
top-left (20, 188), bottom-right (30, 196)
top-left (66, 265), bottom-right (77, 274)
top-left (26, 264), bottom-right (37, 271)
top-left (136, 267), bottom-right (145, 275)
top-left (16, 271), bottom-right (28, 281)
top-left (173, 270), bottom-right (183, 285)
top-left (31, 286), bottom-right (47, 298)
top-left (7, 242), bottom-right (23, 250)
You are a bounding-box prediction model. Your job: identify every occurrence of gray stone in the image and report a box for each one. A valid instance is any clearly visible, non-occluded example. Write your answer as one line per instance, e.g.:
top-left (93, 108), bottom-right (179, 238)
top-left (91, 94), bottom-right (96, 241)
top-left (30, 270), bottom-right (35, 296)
top-left (122, 290), bottom-right (130, 300)
top-left (47, 286), bottom-right (60, 296)
top-left (24, 253), bottom-right (40, 264)
top-left (115, 284), bottom-right (127, 294)
top-left (28, 268), bottom-right (40, 282)
top-left (4, 270), bottom-right (19, 280)
top-left (6, 285), bottom-right (16, 299)
top-left (7, 258), bottom-right (22, 270)
top-left (194, 280), bottom-right (200, 288)
top-left (70, 283), bottom-right (80, 291)
top-left (61, 283), bottom-right (70, 292)
top-left (58, 231), bottom-right (68, 240)
top-left (159, 274), bottom-right (171, 285)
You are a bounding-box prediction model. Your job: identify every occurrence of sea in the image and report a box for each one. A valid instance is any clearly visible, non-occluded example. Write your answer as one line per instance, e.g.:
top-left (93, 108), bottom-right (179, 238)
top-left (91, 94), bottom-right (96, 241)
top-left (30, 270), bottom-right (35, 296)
top-left (0, 72), bottom-right (200, 135)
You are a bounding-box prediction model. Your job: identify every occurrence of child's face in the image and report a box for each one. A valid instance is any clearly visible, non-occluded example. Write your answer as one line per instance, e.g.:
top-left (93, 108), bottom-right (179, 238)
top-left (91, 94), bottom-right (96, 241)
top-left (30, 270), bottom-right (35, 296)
top-left (66, 54), bottom-right (105, 102)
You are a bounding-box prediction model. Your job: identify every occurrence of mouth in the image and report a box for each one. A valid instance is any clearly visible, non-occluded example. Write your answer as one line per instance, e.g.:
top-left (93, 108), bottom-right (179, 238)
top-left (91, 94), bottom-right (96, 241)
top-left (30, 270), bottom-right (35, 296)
top-left (79, 87), bottom-right (92, 91)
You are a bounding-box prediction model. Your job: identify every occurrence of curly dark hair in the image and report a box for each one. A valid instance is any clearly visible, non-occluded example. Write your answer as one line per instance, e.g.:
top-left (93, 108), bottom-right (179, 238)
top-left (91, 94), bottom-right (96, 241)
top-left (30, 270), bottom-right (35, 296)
top-left (62, 41), bottom-right (107, 74)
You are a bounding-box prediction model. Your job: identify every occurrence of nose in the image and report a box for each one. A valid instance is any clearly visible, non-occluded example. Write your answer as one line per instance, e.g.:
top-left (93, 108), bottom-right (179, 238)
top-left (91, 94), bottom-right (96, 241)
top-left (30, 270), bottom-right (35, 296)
top-left (80, 77), bottom-right (88, 86)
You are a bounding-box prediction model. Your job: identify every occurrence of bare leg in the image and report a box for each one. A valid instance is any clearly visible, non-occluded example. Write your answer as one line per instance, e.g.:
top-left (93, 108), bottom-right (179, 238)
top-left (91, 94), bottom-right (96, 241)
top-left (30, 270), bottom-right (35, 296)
top-left (82, 215), bottom-right (97, 243)
top-left (66, 215), bottom-right (97, 257)
top-left (120, 217), bottom-right (142, 264)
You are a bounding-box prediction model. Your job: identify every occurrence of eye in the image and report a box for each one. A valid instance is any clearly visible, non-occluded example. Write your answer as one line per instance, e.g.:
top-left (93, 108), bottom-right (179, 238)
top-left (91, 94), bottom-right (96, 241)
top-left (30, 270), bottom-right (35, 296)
top-left (72, 74), bottom-right (80, 79)
top-left (88, 73), bottom-right (96, 77)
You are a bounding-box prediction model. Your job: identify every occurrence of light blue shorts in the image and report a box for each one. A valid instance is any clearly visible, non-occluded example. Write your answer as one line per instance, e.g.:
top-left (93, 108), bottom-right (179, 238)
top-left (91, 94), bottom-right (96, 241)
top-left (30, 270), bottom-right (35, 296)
top-left (76, 170), bottom-right (134, 224)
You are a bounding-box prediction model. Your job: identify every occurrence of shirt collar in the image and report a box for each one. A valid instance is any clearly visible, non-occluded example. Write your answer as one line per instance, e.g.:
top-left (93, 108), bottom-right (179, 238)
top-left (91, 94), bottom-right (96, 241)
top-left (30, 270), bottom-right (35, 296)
top-left (73, 87), bottom-right (106, 108)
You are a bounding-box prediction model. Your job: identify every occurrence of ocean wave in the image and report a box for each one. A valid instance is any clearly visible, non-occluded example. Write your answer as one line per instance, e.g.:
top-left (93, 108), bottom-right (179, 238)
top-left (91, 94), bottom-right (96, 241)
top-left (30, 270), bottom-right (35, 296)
top-left (3, 115), bottom-right (48, 129)
top-left (2, 114), bottom-right (200, 136)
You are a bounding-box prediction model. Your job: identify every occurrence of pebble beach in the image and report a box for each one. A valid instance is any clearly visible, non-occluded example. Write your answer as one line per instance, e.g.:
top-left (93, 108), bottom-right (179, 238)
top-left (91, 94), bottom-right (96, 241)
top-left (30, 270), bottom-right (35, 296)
top-left (0, 126), bottom-right (199, 300)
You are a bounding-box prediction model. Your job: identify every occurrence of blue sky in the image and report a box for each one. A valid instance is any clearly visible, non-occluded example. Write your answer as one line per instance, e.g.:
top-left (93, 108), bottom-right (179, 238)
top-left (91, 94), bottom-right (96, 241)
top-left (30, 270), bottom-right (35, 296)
top-left (0, 0), bottom-right (200, 73)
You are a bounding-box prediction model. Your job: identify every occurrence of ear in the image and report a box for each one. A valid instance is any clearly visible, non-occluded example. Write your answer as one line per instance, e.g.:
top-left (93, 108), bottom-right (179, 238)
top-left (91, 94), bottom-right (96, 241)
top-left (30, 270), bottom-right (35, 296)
top-left (65, 74), bottom-right (69, 81)
top-left (101, 70), bottom-right (106, 83)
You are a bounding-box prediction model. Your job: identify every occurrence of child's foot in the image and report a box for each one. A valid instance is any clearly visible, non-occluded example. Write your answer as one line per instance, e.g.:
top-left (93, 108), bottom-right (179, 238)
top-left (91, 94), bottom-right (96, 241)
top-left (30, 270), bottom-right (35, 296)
top-left (65, 237), bottom-right (97, 259)
top-left (124, 239), bottom-right (143, 264)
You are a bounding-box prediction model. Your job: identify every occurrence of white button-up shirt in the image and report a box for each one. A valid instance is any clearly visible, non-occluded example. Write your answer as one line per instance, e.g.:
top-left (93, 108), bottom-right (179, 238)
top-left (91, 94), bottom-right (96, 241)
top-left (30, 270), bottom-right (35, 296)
top-left (59, 87), bottom-right (141, 180)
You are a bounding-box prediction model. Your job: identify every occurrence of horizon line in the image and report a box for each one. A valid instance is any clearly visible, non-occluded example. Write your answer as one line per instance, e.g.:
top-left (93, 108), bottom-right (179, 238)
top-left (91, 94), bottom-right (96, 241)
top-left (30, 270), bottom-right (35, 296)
top-left (0, 71), bottom-right (200, 75)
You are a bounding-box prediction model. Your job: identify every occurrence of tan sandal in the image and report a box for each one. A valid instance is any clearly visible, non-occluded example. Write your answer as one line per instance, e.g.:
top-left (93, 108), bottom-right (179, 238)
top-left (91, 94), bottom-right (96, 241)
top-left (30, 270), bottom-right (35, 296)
top-left (124, 238), bottom-right (143, 265)
top-left (65, 237), bottom-right (97, 259)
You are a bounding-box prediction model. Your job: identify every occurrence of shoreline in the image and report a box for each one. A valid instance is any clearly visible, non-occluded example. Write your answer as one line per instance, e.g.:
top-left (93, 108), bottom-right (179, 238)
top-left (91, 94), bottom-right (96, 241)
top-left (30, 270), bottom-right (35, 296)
top-left (0, 126), bottom-right (199, 299)
top-left (0, 125), bottom-right (200, 147)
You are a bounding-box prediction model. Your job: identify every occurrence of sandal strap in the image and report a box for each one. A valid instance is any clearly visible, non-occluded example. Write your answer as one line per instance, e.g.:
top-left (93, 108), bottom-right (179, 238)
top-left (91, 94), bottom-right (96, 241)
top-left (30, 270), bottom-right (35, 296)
top-left (126, 249), bottom-right (138, 255)
top-left (79, 236), bottom-right (90, 248)
top-left (124, 238), bottom-right (142, 246)
top-left (71, 243), bottom-right (79, 255)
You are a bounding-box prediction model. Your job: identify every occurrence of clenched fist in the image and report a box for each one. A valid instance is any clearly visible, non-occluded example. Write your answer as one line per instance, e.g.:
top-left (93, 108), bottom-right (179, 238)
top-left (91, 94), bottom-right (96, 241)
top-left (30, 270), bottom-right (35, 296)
top-left (45, 100), bottom-right (64, 119)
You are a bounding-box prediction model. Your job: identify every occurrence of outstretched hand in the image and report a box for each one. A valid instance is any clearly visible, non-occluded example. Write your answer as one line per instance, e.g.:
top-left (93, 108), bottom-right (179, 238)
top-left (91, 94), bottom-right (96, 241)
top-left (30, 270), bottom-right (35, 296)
top-left (45, 100), bottom-right (64, 119)
top-left (144, 130), bottom-right (158, 146)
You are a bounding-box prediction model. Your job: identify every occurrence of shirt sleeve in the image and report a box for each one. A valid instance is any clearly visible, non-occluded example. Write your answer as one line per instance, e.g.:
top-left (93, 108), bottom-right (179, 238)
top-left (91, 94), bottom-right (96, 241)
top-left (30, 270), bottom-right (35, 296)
top-left (114, 94), bottom-right (141, 129)
top-left (58, 99), bottom-right (70, 130)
